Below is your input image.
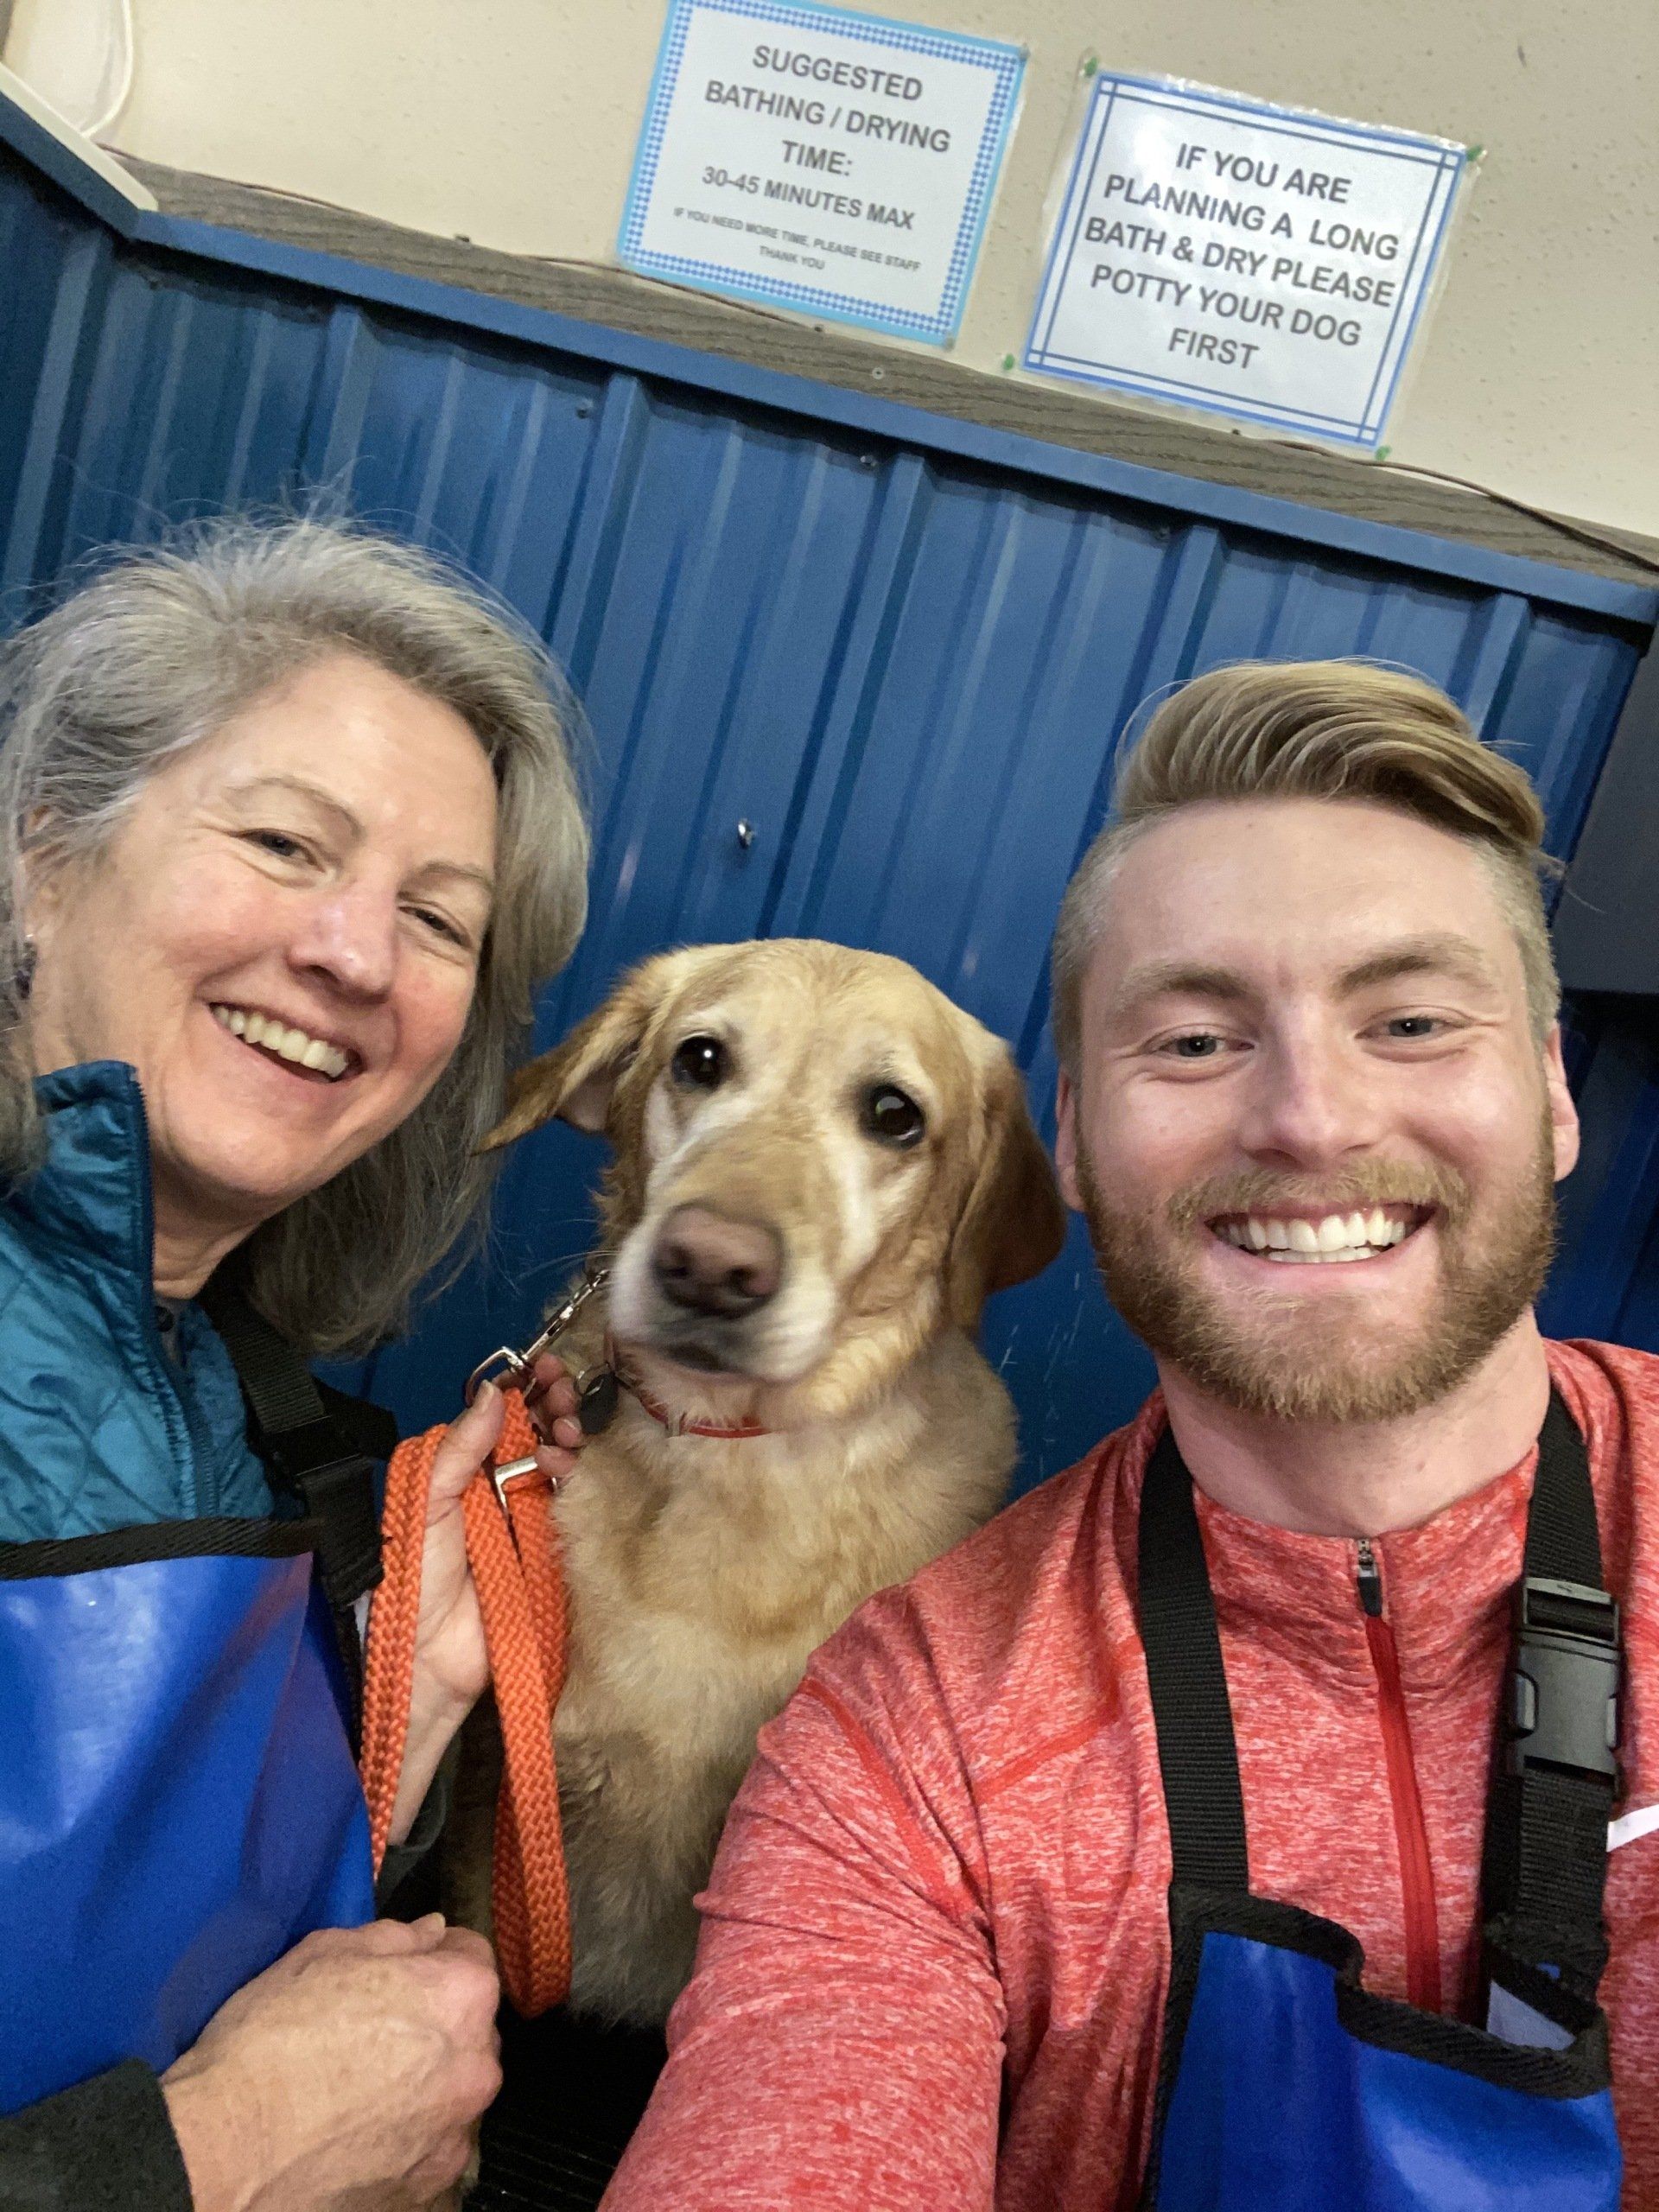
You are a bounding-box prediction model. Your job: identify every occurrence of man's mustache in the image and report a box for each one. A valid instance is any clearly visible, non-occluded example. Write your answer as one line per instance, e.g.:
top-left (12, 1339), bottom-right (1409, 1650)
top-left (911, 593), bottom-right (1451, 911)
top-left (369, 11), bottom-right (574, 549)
top-left (1166, 1160), bottom-right (1472, 1234)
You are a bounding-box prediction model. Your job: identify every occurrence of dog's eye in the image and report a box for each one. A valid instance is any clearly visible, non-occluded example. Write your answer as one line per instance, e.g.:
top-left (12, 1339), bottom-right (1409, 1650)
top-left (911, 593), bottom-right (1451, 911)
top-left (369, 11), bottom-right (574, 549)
top-left (863, 1084), bottom-right (925, 1148)
top-left (671, 1034), bottom-right (728, 1090)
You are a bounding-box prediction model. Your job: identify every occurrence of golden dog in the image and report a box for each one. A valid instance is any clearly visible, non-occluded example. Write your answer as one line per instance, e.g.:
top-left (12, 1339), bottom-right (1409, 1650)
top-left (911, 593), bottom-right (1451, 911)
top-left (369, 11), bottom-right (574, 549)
top-left (470, 938), bottom-right (1065, 2024)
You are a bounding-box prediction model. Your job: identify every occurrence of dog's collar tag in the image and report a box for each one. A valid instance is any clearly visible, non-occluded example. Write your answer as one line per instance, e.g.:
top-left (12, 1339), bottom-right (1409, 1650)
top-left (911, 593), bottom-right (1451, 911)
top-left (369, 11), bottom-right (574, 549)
top-left (576, 1366), bottom-right (621, 1436)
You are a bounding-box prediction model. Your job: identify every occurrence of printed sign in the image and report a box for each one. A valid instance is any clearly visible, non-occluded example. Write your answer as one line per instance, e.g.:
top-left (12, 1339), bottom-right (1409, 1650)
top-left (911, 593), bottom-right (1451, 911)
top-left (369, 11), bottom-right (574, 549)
top-left (620, 0), bottom-right (1024, 343)
top-left (1024, 74), bottom-right (1468, 449)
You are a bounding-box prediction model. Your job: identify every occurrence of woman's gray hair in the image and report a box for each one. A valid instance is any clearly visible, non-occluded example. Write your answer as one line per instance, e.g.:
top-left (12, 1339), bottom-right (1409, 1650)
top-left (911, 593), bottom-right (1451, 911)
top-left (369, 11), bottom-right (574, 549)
top-left (0, 516), bottom-right (590, 1355)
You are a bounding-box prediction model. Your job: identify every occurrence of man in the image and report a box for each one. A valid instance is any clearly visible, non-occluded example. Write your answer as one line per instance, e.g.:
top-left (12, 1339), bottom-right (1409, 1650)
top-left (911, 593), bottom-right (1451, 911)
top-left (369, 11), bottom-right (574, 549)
top-left (601, 662), bottom-right (1659, 2209)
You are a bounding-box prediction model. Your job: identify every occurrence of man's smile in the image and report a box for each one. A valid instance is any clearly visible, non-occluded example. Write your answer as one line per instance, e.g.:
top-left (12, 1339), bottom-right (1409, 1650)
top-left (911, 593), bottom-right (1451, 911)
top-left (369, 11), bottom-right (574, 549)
top-left (1206, 1203), bottom-right (1434, 1266)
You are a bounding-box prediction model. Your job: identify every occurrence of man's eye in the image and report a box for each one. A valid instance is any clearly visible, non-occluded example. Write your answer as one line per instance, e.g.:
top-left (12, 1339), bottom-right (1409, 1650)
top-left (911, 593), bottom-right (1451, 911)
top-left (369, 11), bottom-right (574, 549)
top-left (1167, 1033), bottom-right (1224, 1059)
top-left (1384, 1016), bottom-right (1442, 1040)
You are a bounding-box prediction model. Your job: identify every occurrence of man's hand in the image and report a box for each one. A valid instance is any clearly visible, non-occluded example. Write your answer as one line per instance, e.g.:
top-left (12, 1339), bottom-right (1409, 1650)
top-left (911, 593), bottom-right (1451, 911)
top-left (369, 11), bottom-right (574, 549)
top-left (391, 1357), bottom-right (584, 1842)
top-left (162, 1916), bottom-right (501, 2212)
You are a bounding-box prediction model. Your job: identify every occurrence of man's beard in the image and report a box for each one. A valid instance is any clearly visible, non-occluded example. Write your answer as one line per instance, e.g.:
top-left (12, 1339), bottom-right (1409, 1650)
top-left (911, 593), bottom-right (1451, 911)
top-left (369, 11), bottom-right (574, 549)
top-left (1076, 1122), bottom-right (1558, 1424)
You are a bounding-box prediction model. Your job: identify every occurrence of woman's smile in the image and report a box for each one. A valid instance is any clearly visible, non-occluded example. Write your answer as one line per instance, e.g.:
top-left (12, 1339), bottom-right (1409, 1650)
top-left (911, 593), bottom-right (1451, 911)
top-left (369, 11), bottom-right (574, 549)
top-left (208, 1001), bottom-right (359, 1082)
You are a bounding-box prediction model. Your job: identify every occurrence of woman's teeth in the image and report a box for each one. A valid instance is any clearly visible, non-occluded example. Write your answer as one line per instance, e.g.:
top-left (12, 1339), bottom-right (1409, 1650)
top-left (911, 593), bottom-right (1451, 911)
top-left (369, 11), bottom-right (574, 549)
top-left (1214, 1210), bottom-right (1414, 1263)
top-left (212, 1003), bottom-right (350, 1080)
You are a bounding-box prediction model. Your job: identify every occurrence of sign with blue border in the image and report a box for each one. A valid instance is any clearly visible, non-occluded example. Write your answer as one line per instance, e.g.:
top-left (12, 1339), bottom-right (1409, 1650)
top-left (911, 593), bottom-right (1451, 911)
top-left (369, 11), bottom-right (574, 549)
top-left (1024, 74), bottom-right (1467, 450)
top-left (620, 0), bottom-right (1023, 344)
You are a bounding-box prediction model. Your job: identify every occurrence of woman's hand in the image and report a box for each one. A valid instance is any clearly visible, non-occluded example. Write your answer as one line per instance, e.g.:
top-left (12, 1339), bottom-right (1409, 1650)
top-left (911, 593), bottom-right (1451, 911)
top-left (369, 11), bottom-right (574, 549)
top-left (388, 1355), bottom-right (584, 1845)
top-left (162, 1915), bottom-right (500, 2212)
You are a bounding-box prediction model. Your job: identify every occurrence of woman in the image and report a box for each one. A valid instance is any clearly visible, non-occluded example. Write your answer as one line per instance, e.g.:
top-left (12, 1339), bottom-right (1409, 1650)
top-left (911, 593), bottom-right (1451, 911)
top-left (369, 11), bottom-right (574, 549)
top-left (0, 518), bottom-right (590, 2210)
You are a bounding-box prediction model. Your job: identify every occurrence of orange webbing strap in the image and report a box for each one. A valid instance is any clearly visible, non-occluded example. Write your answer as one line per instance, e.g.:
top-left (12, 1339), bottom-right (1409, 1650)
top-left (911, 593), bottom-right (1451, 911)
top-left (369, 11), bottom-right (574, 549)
top-left (359, 1395), bottom-right (573, 2014)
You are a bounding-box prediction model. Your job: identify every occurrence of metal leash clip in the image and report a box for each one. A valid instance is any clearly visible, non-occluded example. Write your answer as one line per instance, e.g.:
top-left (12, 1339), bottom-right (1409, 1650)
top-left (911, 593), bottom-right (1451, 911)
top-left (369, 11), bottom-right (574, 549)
top-left (465, 1263), bottom-right (612, 1405)
top-left (490, 1453), bottom-right (545, 1510)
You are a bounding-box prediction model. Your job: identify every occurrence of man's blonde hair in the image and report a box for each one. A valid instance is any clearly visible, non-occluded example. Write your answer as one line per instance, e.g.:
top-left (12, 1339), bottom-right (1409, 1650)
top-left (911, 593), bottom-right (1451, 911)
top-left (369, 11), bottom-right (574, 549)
top-left (1050, 660), bottom-right (1559, 1076)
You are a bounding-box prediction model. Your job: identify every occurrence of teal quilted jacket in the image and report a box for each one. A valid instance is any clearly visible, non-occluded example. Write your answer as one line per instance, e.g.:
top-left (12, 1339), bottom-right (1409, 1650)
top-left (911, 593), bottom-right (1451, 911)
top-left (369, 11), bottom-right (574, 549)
top-left (0, 1062), bottom-right (271, 1542)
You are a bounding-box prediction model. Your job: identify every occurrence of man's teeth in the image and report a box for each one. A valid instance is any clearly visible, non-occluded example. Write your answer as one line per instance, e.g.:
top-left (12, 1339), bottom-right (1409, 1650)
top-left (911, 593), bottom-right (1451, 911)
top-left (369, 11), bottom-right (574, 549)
top-left (212, 1004), bottom-right (350, 1080)
top-left (1216, 1210), bottom-right (1414, 1262)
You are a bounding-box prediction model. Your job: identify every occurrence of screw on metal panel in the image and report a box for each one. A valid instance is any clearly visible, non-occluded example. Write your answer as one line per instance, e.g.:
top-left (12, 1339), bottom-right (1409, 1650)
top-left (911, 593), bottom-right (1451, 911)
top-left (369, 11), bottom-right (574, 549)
top-left (735, 819), bottom-right (756, 849)
top-left (858, 453), bottom-right (877, 469)
top-left (575, 400), bottom-right (593, 416)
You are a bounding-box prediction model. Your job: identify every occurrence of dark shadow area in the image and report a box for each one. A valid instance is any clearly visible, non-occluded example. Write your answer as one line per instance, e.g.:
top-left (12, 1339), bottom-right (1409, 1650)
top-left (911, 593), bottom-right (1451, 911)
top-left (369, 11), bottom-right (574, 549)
top-left (467, 2005), bottom-right (668, 2212)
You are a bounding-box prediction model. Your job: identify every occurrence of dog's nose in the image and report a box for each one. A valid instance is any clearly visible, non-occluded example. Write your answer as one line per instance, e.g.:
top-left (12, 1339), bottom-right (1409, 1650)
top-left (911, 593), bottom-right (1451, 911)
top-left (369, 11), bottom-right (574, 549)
top-left (652, 1206), bottom-right (782, 1319)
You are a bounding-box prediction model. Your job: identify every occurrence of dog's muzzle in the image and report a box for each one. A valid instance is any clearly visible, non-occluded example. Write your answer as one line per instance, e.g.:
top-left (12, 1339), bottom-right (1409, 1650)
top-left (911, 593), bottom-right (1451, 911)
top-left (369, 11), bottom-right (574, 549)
top-left (618, 1204), bottom-right (824, 1382)
top-left (652, 1205), bottom-right (783, 1323)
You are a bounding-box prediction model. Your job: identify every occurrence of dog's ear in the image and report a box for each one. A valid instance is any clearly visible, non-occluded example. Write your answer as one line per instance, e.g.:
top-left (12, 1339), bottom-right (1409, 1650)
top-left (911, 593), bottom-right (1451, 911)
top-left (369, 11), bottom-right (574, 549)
top-left (946, 1048), bottom-right (1067, 1327)
top-left (480, 959), bottom-right (679, 1150)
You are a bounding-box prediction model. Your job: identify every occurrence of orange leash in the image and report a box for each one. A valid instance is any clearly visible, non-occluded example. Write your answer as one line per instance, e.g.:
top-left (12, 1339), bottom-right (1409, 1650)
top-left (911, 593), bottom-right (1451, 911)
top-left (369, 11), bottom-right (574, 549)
top-left (359, 1394), bottom-right (573, 2015)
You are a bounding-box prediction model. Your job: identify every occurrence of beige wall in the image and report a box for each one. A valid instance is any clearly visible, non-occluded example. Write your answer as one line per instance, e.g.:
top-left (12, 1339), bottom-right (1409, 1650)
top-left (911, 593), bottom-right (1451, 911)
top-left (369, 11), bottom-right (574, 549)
top-left (9, 0), bottom-right (1657, 537)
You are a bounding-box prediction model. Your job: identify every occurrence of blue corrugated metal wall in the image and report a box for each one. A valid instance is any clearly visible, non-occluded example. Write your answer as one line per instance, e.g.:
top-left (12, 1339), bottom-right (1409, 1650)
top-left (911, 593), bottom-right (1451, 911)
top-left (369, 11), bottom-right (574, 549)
top-left (2, 104), bottom-right (1655, 1486)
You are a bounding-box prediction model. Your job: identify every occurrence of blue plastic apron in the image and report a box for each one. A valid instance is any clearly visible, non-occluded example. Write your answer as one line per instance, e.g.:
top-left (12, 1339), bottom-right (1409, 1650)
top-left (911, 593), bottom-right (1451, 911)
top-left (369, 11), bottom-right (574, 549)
top-left (0, 1519), bottom-right (377, 2114)
top-left (0, 1279), bottom-right (391, 2116)
top-left (1137, 1393), bottom-right (1624, 2211)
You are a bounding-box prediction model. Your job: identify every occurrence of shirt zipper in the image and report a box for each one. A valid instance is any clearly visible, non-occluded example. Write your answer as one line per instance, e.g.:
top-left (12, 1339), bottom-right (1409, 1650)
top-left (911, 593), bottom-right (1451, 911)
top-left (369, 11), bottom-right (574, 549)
top-left (1355, 1536), bottom-right (1443, 2013)
top-left (143, 1296), bottom-right (210, 1517)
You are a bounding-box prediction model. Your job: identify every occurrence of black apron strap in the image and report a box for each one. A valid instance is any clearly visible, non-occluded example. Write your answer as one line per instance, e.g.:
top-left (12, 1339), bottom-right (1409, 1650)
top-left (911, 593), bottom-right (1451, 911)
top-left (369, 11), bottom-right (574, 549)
top-left (1483, 1389), bottom-right (1620, 1998)
top-left (197, 1271), bottom-right (390, 1735)
top-left (1138, 1392), bottom-right (1619, 1999)
top-left (1137, 1426), bottom-right (1250, 1893)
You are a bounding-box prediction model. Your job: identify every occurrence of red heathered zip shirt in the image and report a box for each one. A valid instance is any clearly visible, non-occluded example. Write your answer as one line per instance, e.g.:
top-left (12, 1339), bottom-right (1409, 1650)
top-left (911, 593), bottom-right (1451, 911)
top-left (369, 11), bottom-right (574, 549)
top-left (602, 1340), bottom-right (1659, 2210)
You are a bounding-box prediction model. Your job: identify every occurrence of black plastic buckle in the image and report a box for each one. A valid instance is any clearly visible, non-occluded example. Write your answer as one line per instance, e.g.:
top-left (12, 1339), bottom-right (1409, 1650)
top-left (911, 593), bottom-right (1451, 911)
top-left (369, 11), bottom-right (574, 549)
top-left (260, 1416), bottom-right (365, 1489)
top-left (1505, 1576), bottom-right (1621, 1784)
top-left (257, 1422), bottom-right (383, 1608)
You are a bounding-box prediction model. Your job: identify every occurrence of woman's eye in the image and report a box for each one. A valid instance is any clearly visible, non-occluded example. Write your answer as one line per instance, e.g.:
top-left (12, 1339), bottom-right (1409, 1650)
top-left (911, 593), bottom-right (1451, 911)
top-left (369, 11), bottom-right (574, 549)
top-left (671, 1035), bottom-right (728, 1090)
top-left (861, 1084), bottom-right (925, 1148)
top-left (409, 906), bottom-right (468, 948)
top-left (245, 829), bottom-right (310, 861)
